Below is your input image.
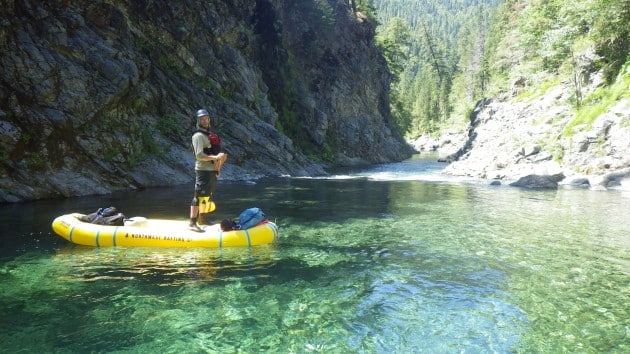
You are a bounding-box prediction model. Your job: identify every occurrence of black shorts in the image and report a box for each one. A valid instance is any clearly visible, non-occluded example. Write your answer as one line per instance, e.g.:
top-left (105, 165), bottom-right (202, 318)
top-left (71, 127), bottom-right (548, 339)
top-left (194, 170), bottom-right (217, 198)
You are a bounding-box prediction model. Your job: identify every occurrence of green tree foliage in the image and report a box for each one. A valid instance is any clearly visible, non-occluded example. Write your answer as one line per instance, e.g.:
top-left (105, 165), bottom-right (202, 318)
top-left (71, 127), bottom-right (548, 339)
top-left (376, 17), bottom-right (413, 133)
top-left (352, 0), bottom-right (380, 23)
top-left (372, 0), bottom-right (629, 137)
top-left (484, 0), bottom-right (629, 115)
top-left (590, 0), bottom-right (630, 83)
top-left (378, 17), bottom-right (411, 80)
top-left (514, 0), bottom-right (629, 82)
top-left (372, 0), bottom-right (501, 137)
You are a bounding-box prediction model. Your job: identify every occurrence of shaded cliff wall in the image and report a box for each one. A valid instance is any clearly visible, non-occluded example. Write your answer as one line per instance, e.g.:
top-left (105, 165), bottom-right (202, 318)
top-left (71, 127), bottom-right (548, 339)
top-left (0, 0), bottom-right (412, 202)
top-left (254, 0), bottom-right (411, 164)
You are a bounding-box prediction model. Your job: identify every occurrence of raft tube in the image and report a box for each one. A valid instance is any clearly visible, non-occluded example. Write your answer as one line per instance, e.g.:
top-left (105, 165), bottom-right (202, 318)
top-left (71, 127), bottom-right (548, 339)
top-left (51, 213), bottom-right (278, 248)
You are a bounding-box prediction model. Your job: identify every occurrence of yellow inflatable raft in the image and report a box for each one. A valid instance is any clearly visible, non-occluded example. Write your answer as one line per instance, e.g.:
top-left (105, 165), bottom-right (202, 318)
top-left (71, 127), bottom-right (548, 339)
top-left (51, 213), bottom-right (278, 248)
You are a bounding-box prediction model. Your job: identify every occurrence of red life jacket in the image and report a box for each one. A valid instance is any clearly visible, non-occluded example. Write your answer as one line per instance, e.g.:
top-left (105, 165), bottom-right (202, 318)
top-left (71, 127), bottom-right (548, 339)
top-left (192, 130), bottom-right (221, 155)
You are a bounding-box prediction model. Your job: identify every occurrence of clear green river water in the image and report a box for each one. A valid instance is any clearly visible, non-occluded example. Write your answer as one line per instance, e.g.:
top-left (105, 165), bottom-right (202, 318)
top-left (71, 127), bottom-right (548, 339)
top-left (1, 155), bottom-right (628, 353)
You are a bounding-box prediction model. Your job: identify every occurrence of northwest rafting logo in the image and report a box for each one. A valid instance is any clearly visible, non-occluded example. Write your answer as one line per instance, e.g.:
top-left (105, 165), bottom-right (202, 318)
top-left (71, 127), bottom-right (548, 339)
top-left (124, 233), bottom-right (191, 242)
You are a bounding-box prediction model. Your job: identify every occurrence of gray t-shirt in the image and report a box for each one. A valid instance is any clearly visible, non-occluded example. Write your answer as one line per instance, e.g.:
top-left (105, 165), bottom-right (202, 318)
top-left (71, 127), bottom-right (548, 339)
top-left (192, 131), bottom-right (216, 171)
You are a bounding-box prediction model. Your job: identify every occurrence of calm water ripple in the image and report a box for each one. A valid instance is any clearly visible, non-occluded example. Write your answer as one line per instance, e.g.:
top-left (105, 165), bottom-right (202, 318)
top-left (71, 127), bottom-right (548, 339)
top-left (1, 155), bottom-right (628, 353)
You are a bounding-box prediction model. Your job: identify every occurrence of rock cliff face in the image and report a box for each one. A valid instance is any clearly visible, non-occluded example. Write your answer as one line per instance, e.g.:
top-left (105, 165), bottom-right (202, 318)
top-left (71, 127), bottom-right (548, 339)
top-left (412, 66), bottom-right (630, 190)
top-left (0, 0), bottom-right (412, 202)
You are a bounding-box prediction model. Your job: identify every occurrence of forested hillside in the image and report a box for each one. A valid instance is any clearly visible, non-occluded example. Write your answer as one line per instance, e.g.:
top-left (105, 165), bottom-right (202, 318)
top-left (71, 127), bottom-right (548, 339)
top-left (391, 0), bottom-right (629, 189)
top-left (371, 0), bottom-right (629, 140)
top-left (371, 0), bottom-right (502, 136)
top-left (368, 0), bottom-right (629, 189)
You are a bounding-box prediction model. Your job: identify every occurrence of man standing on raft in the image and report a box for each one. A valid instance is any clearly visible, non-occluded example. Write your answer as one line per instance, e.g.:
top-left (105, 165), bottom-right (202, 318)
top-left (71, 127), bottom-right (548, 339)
top-left (189, 109), bottom-right (227, 232)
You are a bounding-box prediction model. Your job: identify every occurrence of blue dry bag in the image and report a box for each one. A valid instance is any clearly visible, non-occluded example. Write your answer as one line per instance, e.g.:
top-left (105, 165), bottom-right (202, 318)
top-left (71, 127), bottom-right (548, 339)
top-left (236, 207), bottom-right (266, 230)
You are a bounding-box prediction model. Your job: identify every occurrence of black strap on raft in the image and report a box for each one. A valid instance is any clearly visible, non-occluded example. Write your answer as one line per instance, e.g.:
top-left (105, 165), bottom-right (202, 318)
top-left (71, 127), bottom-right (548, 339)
top-left (79, 207), bottom-right (125, 226)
